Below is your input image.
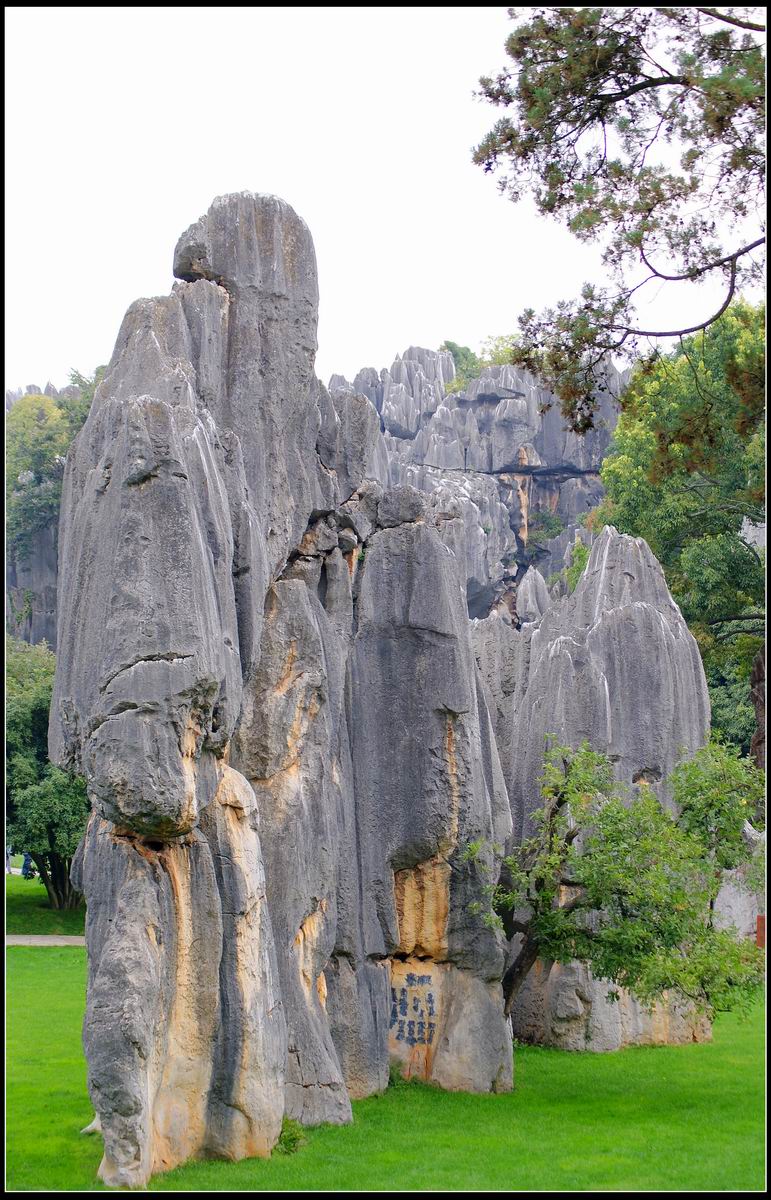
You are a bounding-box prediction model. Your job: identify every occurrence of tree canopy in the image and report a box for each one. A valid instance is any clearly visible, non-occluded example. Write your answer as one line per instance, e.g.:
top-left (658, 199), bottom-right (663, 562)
top-left (441, 341), bottom-right (483, 393)
top-left (441, 337), bottom-right (523, 393)
top-left (474, 7), bottom-right (766, 430)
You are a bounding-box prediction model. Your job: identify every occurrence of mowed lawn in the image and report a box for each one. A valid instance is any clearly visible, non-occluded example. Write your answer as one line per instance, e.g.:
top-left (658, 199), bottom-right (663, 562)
top-left (5, 874), bottom-right (86, 936)
top-left (6, 947), bottom-right (765, 1192)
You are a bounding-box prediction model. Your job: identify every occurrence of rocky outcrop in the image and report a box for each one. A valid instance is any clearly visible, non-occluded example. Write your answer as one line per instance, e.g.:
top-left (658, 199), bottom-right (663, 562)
top-left (515, 566), bottom-right (552, 625)
top-left (473, 526), bottom-right (712, 1049)
top-left (473, 525), bottom-right (711, 840)
top-left (45, 190), bottom-right (732, 1188)
top-left (50, 194), bottom-right (513, 1187)
top-left (331, 348), bottom-right (625, 617)
top-left (6, 517), bottom-right (59, 647)
top-left (6, 381), bottom-right (84, 648)
top-left (714, 824), bottom-right (766, 940)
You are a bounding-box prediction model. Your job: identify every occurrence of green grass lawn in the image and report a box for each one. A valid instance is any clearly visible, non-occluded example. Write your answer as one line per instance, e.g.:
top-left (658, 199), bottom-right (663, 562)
top-left (5, 874), bottom-right (86, 936)
top-left (6, 947), bottom-right (765, 1191)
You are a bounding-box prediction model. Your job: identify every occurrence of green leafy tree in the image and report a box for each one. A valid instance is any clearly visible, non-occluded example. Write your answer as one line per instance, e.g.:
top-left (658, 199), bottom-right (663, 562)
top-left (705, 655), bottom-right (759, 754)
top-left (441, 341), bottom-right (483, 393)
top-left (670, 739), bottom-right (766, 915)
top-left (465, 740), bottom-right (764, 1017)
top-left (564, 539), bottom-right (590, 593)
top-left (6, 636), bottom-right (89, 910)
top-left (587, 303), bottom-right (765, 751)
top-left (526, 509), bottom-right (564, 555)
top-left (6, 395), bottom-right (70, 557)
top-left (480, 333), bottom-right (521, 367)
top-left (62, 365), bottom-right (105, 437)
top-left (441, 336), bottom-right (524, 393)
top-left (473, 7), bottom-right (765, 430)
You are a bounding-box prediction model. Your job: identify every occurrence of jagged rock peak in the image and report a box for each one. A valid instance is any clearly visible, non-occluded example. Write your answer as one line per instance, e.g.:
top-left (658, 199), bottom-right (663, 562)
top-left (174, 191), bottom-right (319, 310)
top-left (473, 523), bottom-right (712, 1053)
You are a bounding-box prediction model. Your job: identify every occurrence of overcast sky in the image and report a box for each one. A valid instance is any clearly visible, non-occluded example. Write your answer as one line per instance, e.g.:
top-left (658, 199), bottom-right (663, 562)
top-left (5, 6), bottom-right (738, 393)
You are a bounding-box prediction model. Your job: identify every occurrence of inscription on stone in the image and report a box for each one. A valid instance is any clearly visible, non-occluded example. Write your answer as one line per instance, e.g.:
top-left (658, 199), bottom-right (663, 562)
top-left (389, 972), bottom-right (437, 1046)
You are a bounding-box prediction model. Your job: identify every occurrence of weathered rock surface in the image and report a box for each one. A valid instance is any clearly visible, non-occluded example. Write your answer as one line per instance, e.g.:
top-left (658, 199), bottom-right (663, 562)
top-left (509, 960), bottom-right (711, 1052)
top-left (515, 566), bottom-right (551, 625)
top-left (50, 194), bottom-right (513, 1187)
top-left (6, 382), bottom-right (84, 648)
top-left (714, 824), bottom-right (766, 939)
top-left (71, 767), bottom-right (286, 1188)
top-left (473, 525), bottom-right (711, 841)
top-left (6, 517), bottom-right (59, 647)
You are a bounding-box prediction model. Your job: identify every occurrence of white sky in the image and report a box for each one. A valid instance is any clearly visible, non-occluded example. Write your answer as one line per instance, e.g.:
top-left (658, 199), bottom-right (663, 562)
top-left (5, 5), bottom-right (742, 393)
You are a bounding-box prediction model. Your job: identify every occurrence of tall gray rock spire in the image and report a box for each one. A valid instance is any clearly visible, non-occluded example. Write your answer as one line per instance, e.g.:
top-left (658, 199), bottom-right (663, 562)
top-left (50, 195), bottom-right (514, 1187)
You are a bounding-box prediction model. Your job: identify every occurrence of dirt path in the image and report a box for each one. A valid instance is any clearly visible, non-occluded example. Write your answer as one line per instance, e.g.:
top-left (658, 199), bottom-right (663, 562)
top-left (6, 935), bottom-right (86, 946)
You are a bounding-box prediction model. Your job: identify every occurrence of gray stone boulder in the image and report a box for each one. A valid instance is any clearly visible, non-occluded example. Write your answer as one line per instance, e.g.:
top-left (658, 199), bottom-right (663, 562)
top-left (377, 483), bottom-right (426, 527)
top-left (714, 825), bottom-right (766, 939)
top-left (509, 960), bottom-right (710, 1052)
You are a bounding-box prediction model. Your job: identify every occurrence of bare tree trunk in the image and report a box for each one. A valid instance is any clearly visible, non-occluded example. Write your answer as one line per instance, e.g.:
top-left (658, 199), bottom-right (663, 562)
top-left (502, 936), bottom-right (540, 1016)
top-left (29, 853), bottom-right (83, 910)
top-left (750, 645), bottom-right (765, 773)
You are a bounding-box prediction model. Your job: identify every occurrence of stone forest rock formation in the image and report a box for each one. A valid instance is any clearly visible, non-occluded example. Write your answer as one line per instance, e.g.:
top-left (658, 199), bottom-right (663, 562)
top-left (45, 192), bottom-right (732, 1183)
top-left (49, 194), bottom-right (512, 1187)
top-left (6, 516), bottom-right (58, 646)
top-left (330, 345), bottom-right (626, 618)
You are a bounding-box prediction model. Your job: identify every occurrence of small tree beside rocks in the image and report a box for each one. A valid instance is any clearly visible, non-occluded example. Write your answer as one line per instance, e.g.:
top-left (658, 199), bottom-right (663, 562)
top-left (464, 739), bottom-right (765, 1020)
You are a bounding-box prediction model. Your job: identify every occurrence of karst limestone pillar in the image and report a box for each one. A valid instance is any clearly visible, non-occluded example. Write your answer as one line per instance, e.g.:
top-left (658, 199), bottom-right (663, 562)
top-left (50, 194), bottom-right (514, 1186)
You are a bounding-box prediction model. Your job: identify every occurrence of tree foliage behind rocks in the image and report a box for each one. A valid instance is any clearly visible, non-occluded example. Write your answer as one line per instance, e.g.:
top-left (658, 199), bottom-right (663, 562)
top-left (6, 366), bottom-right (104, 560)
top-left (587, 302), bottom-right (765, 753)
top-left (441, 336), bottom-right (523, 393)
top-left (440, 340), bottom-right (482, 393)
top-left (6, 636), bottom-right (89, 909)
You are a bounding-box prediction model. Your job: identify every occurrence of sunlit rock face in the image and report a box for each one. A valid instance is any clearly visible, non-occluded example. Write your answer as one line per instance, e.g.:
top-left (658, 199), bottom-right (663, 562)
top-left (473, 526), bottom-right (712, 1051)
top-left (50, 194), bottom-right (513, 1187)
